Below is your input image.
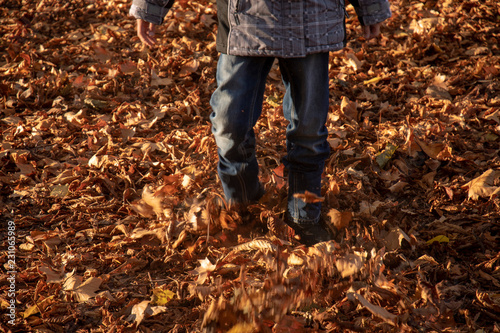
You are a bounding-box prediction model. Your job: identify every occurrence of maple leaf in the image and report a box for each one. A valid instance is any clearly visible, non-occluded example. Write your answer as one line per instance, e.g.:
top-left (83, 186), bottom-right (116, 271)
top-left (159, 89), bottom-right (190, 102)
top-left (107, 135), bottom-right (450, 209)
top-left (63, 275), bottom-right (102, 303)
top-left (190, 258), bottom-right (217, 285)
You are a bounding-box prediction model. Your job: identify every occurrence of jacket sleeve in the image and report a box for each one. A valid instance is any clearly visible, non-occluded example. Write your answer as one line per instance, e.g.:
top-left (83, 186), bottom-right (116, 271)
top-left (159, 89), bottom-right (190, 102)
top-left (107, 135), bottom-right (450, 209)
top-left (129, 0), bottom-right (175, 25)
top-left (348, 0), bottom-right (392, 26)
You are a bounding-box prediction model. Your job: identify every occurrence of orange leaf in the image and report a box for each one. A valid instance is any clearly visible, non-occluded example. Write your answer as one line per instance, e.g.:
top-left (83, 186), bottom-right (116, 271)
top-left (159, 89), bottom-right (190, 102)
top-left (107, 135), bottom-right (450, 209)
top-left (293, 190), bottom-right (324, 203)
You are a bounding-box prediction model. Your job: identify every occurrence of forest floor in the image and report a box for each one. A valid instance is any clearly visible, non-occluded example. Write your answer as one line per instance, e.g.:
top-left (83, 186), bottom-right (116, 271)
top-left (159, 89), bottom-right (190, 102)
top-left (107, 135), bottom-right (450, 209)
top-left (1, 0), bottom-right (499, 332)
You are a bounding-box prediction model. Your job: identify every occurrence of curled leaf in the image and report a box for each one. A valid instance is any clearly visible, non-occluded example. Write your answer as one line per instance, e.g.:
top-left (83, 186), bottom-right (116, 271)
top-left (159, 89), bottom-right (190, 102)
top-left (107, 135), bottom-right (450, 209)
top-left (293, 191), bottom-right (324, 203)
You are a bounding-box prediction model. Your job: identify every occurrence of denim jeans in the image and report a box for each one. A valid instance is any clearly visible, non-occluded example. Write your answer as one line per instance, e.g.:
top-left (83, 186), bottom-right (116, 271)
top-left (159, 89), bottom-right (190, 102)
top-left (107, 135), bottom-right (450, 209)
top-left (210, 53), bottom-right (330, 224)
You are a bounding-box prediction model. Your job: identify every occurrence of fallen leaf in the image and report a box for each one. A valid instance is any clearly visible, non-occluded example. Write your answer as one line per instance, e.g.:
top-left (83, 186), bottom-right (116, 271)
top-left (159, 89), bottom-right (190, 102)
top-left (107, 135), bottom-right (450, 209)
top-left (127, 300), bottom-right (150, 326)
top-left (340, 96), bottom-right (358, 121)
top-left (63, 275), bottom-right (102, 302)
top-left (151, 70), bottom-right (173, 87)
top-left (345, 52), bottom-right (363, 71)
top-left (426, 235), bottom-right (450, 245)
top-left (23, 296), bottom-right (56, 319)
top-left (347, 292), bottom-right (397, 325)
top-left (415, 138), bottom-right (445, 160)
top-left (189, 258), bottom-right (217, 285)
top-left (375, 144), bottom-right (398, 169)
top-left (179, 59), bottom-right (200, 77)
top-left (151, 288), bottom-right (176, 306)
top-left (464, 169), bottom-right (500, 200)
top-left (358, 201), bottom-right (383, 216)
top-left (50, 184), bottom-right (69, 198)
top-left (327, 208), bottom-right (352, 230)
top-left (384, 227), bottom-right (412, 251)
top-left (426, 85), bottom-right (452, 101)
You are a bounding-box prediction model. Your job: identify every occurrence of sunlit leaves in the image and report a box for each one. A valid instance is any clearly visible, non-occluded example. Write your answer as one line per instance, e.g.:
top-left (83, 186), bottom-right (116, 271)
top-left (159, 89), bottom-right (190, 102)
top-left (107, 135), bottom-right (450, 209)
top-left (1, 0), bottom-right (499, 332)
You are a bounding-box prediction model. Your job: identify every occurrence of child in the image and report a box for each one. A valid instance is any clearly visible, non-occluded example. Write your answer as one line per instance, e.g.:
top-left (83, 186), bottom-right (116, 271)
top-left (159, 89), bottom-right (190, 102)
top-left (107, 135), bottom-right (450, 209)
top-left (130, 0), bottom-right (392, 245)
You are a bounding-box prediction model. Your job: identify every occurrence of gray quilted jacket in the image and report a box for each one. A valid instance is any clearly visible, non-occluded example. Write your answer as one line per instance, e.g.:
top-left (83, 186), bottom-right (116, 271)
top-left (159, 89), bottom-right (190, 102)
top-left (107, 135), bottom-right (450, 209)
top-left (130, 0), bottom-right (391, 58)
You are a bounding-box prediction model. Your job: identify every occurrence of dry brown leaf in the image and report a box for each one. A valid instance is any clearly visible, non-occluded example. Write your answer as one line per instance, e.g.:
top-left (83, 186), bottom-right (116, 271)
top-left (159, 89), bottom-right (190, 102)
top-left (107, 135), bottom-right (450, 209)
top-left (345, 52), bottom-right (363, 71)
top-left (189, 257), bottom-right (217, 285)
top-left (179, 59), bottom-right (200, 77)
top-left (413, 254), bottom-right (439, 267)
top-left (464, 169), bottom-right (500, 200)
top-left (347, 291), bottom-right (397, 325)
top-left (151, 70), bottom-right (173, 87)
top-left (38, 266), bottom-right (70, 284)
top-left (389, 180), bottom-right (408, 193)
top-left (415, 138), bottom-right (445, 160)
top-left (272, 164), bottom-right (286, 190)
top-left (358, 89), bottom-right (378, 101)
top-left (358, 200), bottom-right (383, 216)
top-left (63, 275), bottom-right (102, 302)
top-left (287, 253), bottom-right (305, 266)
top-left (127, 300), bottom-right (150, 326)
top-left (327, 208), bottom-right (352, 230)
top-left (340, 96), bottom-right (358, 121)
top-left (426, 85), bottom-right (452, 101)
top-left (384, 227), bottom-right (413, 251)
top-left (421, 171), bottom-right (437, 188)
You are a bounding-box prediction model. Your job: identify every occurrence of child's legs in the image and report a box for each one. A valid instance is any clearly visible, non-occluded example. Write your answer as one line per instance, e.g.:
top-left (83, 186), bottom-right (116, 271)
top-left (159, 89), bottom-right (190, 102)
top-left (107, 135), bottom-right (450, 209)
top-left (278, 52), bottom-right (331, 224)
top-left (210, 54), bottom-right (274, 204)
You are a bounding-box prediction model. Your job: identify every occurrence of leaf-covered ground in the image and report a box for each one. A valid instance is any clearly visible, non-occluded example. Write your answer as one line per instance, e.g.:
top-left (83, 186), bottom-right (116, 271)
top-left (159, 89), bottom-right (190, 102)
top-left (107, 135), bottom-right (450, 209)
top-left (1, 0), bottom-right (500, 332)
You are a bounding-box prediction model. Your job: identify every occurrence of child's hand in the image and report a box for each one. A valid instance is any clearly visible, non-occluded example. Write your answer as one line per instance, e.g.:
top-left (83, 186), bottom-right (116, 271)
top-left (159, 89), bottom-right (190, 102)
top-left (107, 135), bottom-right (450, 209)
top-left (363, 22), bottom-right (382, 39)
top-left (137, 19), bottom-right (157, 47)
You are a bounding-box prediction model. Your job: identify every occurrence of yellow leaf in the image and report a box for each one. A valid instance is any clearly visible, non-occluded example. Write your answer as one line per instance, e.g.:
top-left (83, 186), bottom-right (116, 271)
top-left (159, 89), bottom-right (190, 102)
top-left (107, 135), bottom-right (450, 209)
top-left (23, 296), bottom-right (56, 319)
top-left (426, 235), bottom-right (450, 245)
top-left (375, 144), bottom-right (398, 169)
top-left (363, 77), bottom-right (382, 85)
top-left (23, 304), bottom-right (40, 319)
top-left (266, 95), bottom-right (281, 107)
top-left (151, 288), bottom-right (175, 306)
